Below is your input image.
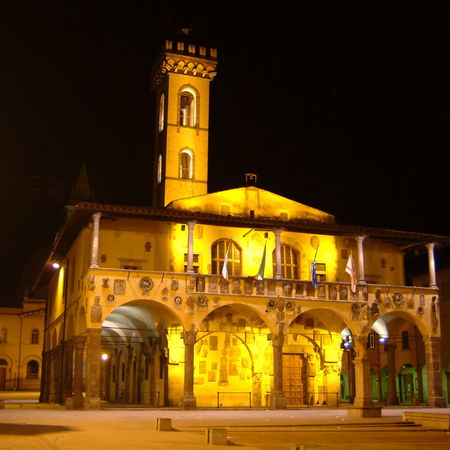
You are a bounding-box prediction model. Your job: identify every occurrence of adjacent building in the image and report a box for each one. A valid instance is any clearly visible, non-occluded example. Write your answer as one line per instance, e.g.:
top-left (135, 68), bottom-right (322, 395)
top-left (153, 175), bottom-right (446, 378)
top-left (0, 298), bottom-right (45, 391)
top-left (32, 36), bottom-right (450, 414)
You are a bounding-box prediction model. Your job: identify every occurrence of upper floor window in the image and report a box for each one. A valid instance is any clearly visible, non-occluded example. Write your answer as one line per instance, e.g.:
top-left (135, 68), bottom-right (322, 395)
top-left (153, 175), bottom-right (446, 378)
top-left (0, 328), bottom-right (7, 344)
top-left (273, 244), bottom-right (299, 279)
top-left (179, 87), bottom-right (197, 127)
top-left (211, 239), bottom-right (242, 277)
top-left (159, 93), bottom-right (165, 132)
top-left (31, 329), bottom-right (39, 345)
top-left (179, 149), bottom-right (194, 179)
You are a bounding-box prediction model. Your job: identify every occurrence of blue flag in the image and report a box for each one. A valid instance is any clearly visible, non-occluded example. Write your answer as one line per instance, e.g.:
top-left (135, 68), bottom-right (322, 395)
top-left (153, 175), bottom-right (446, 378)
top-left (311, 261), bottom-right (318, 287)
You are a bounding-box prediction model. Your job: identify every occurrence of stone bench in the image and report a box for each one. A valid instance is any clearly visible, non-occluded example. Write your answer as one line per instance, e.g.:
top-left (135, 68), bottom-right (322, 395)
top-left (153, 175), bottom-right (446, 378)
top-left (402, 412), bottom-right (450, 431)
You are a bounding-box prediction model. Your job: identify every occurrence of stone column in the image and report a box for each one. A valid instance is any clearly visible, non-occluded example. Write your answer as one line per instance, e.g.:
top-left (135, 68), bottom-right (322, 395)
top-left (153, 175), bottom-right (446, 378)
top-left (40, 350), bottom-right (51, 403)
top-left (72, 336), bottom-right (86, 408)
top-left (90, 212), bottom-right (101, 268)
top-left (181, 328), bottom-right (197, 409)
top-left (271, 332), bottom-right (286, 409)
top-left (356, 236), bottom-right (366, 284)
top-left (186, 221), bottom-right (196, 274)
top-left (85, 328), bottom-right (102, 409)
top-left (274, 229), bottom-right (283, 279)
top-left (426, 242), bottom-right (437, 288)
top-left (424, 336), bottom-right (445, 407)
top-left (62, 340), bottom-right (74, 404)
top-left (385, 344), bottom-right (399, 405)
top-left (352, 355), bottom-right (373, 407)
top-left (49, 346), bottom-right (63, 403)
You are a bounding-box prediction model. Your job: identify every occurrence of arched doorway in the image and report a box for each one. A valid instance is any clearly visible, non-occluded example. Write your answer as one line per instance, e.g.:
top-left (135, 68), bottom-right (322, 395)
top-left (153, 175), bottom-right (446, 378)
top-left (285, 308), bottom-right (352, 407)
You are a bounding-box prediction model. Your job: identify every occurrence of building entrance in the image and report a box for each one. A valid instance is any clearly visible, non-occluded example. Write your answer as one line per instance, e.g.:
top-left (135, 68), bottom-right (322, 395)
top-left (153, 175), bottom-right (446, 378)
top-left (282, 353), bottom-right (307, 405)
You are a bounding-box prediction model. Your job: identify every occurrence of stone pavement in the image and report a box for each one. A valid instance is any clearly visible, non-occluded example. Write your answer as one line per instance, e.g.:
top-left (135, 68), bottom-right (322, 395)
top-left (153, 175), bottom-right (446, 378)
top-left (1, 392), bottom-right (450, 449)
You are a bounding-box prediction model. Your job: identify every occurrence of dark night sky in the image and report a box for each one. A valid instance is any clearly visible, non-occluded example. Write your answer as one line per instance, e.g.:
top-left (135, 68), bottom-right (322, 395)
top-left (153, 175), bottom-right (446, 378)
top-left (1, 2), bottom-right (450, 305)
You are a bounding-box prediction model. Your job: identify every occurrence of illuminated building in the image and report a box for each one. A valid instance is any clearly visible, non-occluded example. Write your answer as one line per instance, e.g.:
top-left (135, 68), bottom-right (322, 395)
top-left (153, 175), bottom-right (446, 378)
top-left (0, 298), bottom-right (45, 391)
top-left (34, 35), bottom-right (450, 414)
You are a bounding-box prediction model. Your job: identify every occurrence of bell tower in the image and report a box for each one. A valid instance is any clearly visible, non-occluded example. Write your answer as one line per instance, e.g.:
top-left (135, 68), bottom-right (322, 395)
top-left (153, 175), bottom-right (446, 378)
top-left (151, 34), bottom-right (218, 207)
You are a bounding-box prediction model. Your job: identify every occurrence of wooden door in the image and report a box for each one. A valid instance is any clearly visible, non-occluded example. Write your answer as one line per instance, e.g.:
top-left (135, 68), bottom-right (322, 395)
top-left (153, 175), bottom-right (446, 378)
top-left (282, 353), bottom-right (307, 405)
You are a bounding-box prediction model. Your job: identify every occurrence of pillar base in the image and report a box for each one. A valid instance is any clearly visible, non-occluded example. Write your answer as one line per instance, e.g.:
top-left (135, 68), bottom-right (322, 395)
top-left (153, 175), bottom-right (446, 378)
top-left (181, 395), bottom-right (197, 410)
top-left (427, 396), bottom-right (446, 408)
top-left (347, 405), bottom-right (382, 418)
top-left (82, 397), bottom-right (102, 410)
top-left (271, 393), bottom-right (286, 410)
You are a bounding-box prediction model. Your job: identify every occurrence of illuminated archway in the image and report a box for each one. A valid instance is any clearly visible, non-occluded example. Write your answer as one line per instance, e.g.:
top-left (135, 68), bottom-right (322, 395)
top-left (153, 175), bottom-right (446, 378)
top-left (100, 299), bottom-right (183, 406)
top-left (285, 308), bottom-right (353, 407)
top-left (196, 303), bottom-right (271, 407)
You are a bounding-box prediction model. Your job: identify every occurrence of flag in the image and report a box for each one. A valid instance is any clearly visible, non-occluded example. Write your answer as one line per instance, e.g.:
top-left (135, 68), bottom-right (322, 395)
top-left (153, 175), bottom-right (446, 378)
top-left (311, 260), bottom-right (318, 287)
top-left (310, 243), bottom-right (319, 287)
top-left (255, 242), bottom-right (267, 280)
top-left (345, 251), bottom-right (357, 293)
top-left (222, 241), bottom-right (230, 280)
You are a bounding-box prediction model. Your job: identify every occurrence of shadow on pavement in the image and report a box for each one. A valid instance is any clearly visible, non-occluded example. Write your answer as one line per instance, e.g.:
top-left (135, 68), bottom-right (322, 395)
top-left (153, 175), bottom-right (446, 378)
top-left (0, 423), bottom-right (76, 435)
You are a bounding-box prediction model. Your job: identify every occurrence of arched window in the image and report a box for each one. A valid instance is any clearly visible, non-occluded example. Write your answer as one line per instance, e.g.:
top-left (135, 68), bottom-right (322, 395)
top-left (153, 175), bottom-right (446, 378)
top-left (31, 329), bottom-right (39, 344)
top-left (272, 244), bottom-right (299, 279)
top-left (158, 93), bottom-right (165, 132)
top-left (0, 328), bottom-right (7, 344)
top-left (157, 154), bottom-right (163, 183)
top-left (179, 149), bottom-right (193, 179)
top-left (179, 87), bottom-right (197, 127)
top-left (211, 239), bottom-right (242, 277)
top-left (26, 360), bottom-right (39, 379)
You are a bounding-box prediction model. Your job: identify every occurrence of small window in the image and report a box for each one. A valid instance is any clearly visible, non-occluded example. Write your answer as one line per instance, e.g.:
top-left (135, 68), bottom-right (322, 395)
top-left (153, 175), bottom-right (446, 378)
top-left (179, 89), bottom-right (197, 127)
top-left (31, 329), bottom-right (39, 345)
top-left (26, 360), bottom-right (39, 379)
top-left (0, 328), bottom-right (7, 344)
top-left (159, 93), bottom-right (165, 132)
top-left (179, 149), bottom-right (194, 179)
top-left (157, 154), bottom-right (163, 183)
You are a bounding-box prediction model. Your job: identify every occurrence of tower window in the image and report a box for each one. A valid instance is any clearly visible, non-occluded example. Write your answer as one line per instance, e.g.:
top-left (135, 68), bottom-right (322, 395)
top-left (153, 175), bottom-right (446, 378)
top-left (211, 239), bottom-right (242, 277)
top-left (179, 87), bottom-right (198, 127)
top-left (157, 154), bottom-right (163, 183)
top-left (179, 149), bottom-right (194, 179)
top-left (159, 93), bottom-right (165, 132)
top-left (272, 244), bottom-right (299, 279)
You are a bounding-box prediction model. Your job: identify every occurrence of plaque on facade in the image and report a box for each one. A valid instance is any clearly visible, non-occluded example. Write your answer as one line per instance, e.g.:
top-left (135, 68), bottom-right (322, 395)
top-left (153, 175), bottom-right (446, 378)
top-left (282, 282), bottom-right (292, 296)
top-left (139, 277), bottom-right (153, 291)
top-left (231, 280), bottom-right (241, 294)
top-left (266, 299), bottom-right (276, 312)
top-left (161, 287), bottom-right (168, 301)
top-left (173, 296), bottom-right (183, 307)
top-left (170, 279), bottom-right (179, 291)
top-left (90, 296), bottom-right (102, 323)
top-left (102, 278), bottom-right (109, 288)
top-left (113, 279), bottom-right (126, 294)
top-left (107, 294), bottom-right (115, 303)
top-left (197, 295), bottom-right (208, 309)
top-left (392, 291), bottom-right (403, 307)
top-left (329, 285), bottom-right (337, 300)
top-left (406, 296), bottom-right (414, 309)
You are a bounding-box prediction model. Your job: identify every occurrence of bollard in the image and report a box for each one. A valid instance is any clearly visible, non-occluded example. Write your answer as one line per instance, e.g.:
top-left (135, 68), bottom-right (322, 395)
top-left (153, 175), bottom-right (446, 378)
top-left (156, 417), bottom-right (173, 431)
top-left (206, 427), bottom-right (227, 445)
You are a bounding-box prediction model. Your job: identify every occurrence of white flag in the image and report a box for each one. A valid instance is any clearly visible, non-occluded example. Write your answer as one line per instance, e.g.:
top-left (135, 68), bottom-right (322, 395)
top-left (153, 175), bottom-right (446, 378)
top-left (222, 242), bottom-right (230, 280)
top-left (345, 251), bottom-right (357, 293)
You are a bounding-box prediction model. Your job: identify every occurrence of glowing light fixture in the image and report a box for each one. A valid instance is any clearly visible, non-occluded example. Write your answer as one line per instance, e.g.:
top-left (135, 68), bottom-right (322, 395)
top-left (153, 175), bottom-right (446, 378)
top-left (101, 353), bottom-right (109, 361)
top-left (51, 262), bottom-right (60, 269)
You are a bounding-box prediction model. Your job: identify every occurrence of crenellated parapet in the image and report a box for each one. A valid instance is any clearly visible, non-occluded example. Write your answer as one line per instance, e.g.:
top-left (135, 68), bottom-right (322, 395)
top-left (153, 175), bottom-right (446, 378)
top-left (152, 39), bottom-right (218, 87)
